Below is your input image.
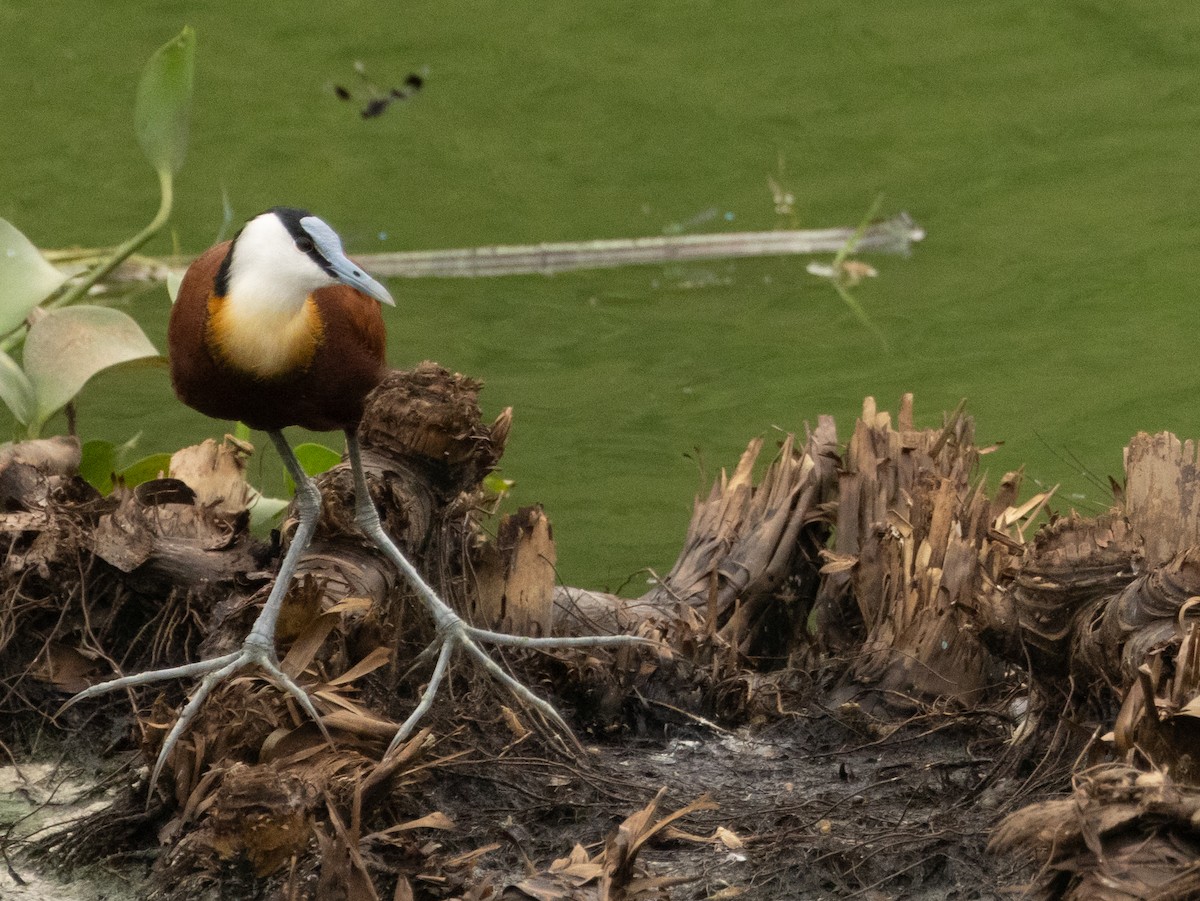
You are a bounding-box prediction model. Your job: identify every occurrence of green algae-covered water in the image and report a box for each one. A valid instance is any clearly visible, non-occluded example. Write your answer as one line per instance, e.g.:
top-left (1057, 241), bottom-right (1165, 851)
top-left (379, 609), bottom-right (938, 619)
top-left (3, 2), bottom-right (1199, 589)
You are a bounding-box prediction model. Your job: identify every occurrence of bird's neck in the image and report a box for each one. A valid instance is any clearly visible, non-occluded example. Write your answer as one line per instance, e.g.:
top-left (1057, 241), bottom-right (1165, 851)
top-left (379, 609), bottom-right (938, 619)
top-left (224, 257), bottom-right (318, 318)
top-left (209, 280), bottom-right (325, 380)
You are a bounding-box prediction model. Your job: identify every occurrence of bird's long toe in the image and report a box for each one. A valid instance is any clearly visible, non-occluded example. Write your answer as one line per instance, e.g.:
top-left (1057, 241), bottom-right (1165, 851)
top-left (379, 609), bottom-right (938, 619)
top-left (58, 651), bottom-right (243, 713)
top-left (148, 653), bottom-right (248, 790)
top-left (61, 635), bottom-right (334, 795)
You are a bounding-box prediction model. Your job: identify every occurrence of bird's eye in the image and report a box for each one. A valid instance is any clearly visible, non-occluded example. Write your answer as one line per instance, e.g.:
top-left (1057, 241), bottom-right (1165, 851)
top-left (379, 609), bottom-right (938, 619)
top-left (296, 237), bottom-right (315, 253)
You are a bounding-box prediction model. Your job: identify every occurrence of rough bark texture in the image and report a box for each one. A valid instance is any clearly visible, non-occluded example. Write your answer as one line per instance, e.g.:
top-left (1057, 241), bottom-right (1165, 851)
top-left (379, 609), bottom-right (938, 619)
top-left (471, 504), bottom-right (557, 637)
top-left (817, 396), bottom-right (1002, 709)
top-left (15, 387), bottom-right (1200, 898)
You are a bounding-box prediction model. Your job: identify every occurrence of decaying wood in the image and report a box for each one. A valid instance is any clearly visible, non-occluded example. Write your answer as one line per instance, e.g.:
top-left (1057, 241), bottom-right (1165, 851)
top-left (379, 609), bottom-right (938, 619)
top-left (816, 396), bottom-right (1003, 708)
top-left (559, 421), bottom-right (840, 670)
top-left (18, 382), bottom-right (1200, 897)
top-left (0, 434), bottom-right (81, 481)
top-left (92, 477), bottom-right (260, 589)
top-left (1002, 512), bottom-right (1139, 681)
top-left (471, 504), bottom-right (557, 637)
top-left (990, 764), bottom-right (1200, 900)
top-left (1124, 432), bottom-right (1200, 567)
top-left (644, 425), bottom-right (838, 620)
top-left (974, 431), bottom-right (1200, 895)
top-left (150, 363), bottom-right (531, 804)
top-left (168, 437), bottom-right (255, 514)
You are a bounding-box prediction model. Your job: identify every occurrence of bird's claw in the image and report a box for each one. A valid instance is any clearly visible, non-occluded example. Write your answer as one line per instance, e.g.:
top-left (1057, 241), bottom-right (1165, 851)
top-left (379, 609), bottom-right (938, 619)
top-left (381, 615), bottom-right (651, 759)
top-left (61, 429), bottom-right (652, 795)
top-left (60, 639), bottom-right (334, 794)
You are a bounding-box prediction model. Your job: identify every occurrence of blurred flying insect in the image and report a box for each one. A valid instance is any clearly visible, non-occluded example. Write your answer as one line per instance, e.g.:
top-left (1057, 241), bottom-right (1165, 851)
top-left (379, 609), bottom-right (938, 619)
top-left (334, 61), bottom-right (426, 119)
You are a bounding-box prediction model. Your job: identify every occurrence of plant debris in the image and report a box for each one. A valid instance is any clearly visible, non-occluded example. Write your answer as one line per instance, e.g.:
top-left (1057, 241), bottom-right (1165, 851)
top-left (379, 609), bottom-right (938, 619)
top-left (7, 373), bottom-right (1200, 897)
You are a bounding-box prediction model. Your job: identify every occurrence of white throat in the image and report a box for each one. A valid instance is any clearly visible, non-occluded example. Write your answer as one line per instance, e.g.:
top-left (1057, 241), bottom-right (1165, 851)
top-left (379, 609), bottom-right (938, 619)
top-left (225, 213), bottom-right (332, 314)
top-left (210, 213), bottom-right (332, 378)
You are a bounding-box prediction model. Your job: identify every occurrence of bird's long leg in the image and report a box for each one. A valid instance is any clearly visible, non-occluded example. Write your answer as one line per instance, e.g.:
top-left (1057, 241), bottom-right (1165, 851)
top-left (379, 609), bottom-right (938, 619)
top-left (345, 431), bottom-right (648, 759)
top-left (60, 429), bottom-right (333, 789)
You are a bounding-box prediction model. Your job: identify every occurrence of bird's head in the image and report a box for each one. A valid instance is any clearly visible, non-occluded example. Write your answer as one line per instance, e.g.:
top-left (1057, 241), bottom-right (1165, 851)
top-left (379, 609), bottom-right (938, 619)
top-left (221, 207), bottom-right (395, 307)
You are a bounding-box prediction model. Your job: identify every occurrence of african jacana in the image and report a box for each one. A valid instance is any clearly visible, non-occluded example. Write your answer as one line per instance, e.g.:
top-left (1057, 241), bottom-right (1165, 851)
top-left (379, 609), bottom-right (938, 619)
top-left (64, 207), bottom-right (641, 790)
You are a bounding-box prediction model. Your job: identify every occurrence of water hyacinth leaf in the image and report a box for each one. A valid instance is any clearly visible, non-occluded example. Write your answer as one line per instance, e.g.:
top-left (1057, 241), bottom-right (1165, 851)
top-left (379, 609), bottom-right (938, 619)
top-left (284, 442), bottom-right (342, 493)
top-left (295, 442), bottom-right (342, 477)
top-left (79, 439), bottom-right (118, 493)
top-left (135, 26), bottom-right (196, 177)
top-left (119, 452), bottom-right (174, 488)
top-left (0, 348), bottom-right (35, 426)
top-left (24, 305), bottom-right (161, 431)
top-left (0, 218), bottom-right (68, 338)
top-left (249, 493), bottom-right (289, 531)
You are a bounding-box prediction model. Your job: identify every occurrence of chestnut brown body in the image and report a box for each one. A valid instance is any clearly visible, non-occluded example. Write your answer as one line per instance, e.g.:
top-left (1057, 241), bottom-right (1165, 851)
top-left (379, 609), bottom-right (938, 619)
top-left (168, 241), bottom-right (387, 432)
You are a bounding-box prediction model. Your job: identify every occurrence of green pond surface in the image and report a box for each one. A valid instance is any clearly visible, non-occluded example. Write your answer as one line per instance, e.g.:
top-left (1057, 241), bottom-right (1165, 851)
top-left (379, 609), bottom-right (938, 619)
top-left (3, 2), bottom-right (1200, 591)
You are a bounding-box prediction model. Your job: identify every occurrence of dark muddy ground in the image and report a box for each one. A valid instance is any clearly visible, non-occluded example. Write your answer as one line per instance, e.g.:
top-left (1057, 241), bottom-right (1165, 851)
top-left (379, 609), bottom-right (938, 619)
top-left (463, 711), bottom-right (1040, 900)
top-left (2, 699), bottom-right (1044, 900)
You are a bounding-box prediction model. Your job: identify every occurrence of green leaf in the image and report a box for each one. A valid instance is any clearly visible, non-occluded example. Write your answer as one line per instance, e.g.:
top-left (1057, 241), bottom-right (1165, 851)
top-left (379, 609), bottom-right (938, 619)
top-left (135, 26), bottom-right (196, 177)
top-left (119, 452), bottom-right (173, 488)
top-left (24, 305), bottom-right (161, 432)
top-left (79, 439), bottom-right (118, 493)
top-left (0, 349), bottom-right (35, 425)
top-left (284, 442), bottom-right (342, 492)
top-left (0, 218), bottom-right (68, 338)
top-left (294, 442), bottom-right (342, 477)
top-left (81, 435), bottom-right (163, 494)
top-left (832, 193), bottom-right (885, 268)
top-left (482, 472), bottom-right (514, 498)
top-left (249, 492), bottom-right (289, 532)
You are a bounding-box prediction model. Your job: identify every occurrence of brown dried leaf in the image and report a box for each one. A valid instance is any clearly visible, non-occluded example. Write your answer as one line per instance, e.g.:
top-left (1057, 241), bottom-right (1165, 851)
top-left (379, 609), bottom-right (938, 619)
top-left (29, 641), bottom-right (100, 692)
top-left (281, 595), bottom-right (373, 677)
top-left (599, 789), bottom-right (717, 899)
top-left (714, 826), bottom-right (743, 849)
top-left (327, 644), bottom-right (391, 686)
top-left (169, 437), bottom-right (253, 514)
top-left (508, 873), bottom-right (580, 901)
top-left (368, 810), bottom-right (455, 841)
top-left (555, 862), bottom-right (605, 885)
top-left (626, 874), bottom-right (699, 893)
top-left (542, 844), bottom-right (604, 887)
top-left (818, 550), bottom-right (857, 575)
top-left (362, 728), bottom-right (434, 797)
top-left (567, 844), bottom-right (590, 865)
top-left (707, 887), bottom-right (749, 900)
top-left (500, 704), bottom-right (531, 740)
top-left (317, 798), bottom-right (380, 901)
top-left (660, 825), bottom-right (710, 843)
top-left (442, 842), bottom-right (501, 869)
top-left (616, 789), bottom-right (717, 860)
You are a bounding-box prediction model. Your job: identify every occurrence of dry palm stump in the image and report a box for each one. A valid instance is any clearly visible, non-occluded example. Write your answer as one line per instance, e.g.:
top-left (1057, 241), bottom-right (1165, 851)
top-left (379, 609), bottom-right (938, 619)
top-left (12, 384), bottom-right (1200, 898)
top-left (6, 363), bottom-right (711, 899)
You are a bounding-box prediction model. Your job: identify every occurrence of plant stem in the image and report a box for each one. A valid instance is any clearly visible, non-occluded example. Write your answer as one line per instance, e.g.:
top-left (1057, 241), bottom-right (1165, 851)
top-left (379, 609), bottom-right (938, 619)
top-left (49, 168), bottom-right (174, 310)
